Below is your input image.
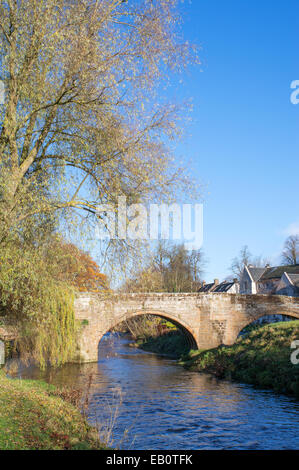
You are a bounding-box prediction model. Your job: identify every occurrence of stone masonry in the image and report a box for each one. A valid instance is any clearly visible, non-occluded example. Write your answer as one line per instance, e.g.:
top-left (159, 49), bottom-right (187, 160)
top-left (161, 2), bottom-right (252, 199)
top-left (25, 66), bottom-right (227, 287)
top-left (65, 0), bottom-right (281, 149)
top-left (74, 293), bottom-right (299, 362)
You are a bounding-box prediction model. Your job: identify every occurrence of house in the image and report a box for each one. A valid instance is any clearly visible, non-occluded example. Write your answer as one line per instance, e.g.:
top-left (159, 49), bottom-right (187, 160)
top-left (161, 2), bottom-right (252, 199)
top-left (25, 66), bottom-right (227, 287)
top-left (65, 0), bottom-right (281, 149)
top-left (240, 264), bottom-right (299, 296)
top-left (213, 280), bottom-right (240, 293)
top-left (198, 278), bottom-right (239, 294)
top-left (240, 266), bottom-right (267, 294)
top-left (198, 279), bottom-right (217, 293)
top-left (277, 272), bottom-right (299, 297)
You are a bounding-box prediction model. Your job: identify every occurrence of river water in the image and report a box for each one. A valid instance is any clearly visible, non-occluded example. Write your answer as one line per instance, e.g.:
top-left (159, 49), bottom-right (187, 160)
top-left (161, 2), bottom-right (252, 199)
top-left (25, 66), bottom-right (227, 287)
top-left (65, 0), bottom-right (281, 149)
top-left (15, 333), bottom-right (299, 450)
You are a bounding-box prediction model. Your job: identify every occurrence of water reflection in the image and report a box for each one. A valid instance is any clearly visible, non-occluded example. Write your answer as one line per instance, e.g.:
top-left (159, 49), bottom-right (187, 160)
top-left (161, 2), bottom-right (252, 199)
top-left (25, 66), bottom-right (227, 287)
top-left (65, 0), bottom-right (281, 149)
top-left (11, 333), bottom-right (299, 450)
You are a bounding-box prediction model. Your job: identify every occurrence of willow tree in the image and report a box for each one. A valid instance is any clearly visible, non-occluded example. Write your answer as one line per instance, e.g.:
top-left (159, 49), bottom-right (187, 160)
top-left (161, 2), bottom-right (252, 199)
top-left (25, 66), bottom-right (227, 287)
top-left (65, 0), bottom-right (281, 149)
top-left (0, 0), bottom-right (198, 250)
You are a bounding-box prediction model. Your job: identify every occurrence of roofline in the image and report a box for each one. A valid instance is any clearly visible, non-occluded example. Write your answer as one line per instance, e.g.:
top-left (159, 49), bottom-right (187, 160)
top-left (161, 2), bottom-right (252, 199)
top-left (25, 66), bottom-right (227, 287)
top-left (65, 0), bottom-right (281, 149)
top-left (284, 272), bottom-right (294, 285)
top-left (245, 265), bottom-right (254, 282)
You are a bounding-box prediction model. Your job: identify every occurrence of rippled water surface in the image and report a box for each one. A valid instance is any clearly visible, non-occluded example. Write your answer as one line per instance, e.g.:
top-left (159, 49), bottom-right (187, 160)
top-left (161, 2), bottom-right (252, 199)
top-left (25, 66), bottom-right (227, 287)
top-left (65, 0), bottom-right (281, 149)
top-left (17, 334), bottom-right (299, 450)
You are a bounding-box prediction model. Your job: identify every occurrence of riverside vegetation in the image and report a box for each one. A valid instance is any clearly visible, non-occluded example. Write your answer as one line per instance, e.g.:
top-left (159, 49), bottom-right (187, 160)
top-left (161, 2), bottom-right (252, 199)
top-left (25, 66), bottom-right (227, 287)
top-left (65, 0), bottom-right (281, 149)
top-left (133, 328), bottom-right (191, 359)
top-left (120, 314), bottom-right (191, 359)
top-left (0, 370), bottom-right (105, 450)
top-left (181, 321), bottom-right (299, 399)
top-left (128, 317), bottom-right (299, 399)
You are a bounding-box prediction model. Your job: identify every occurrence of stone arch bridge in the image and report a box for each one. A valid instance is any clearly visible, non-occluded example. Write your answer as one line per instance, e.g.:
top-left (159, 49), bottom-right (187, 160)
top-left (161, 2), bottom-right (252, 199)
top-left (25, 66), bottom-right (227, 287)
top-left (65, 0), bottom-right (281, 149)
top-left (74, 293), bottom-right (299, 362)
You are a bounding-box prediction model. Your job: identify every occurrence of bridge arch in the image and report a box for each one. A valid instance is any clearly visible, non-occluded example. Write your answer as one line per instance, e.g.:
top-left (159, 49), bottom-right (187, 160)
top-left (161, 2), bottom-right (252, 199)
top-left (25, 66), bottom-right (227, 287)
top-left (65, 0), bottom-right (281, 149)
top-left (98, 309), bottom-right (198, 352)
top-left (236, 311), bottom-right (299, 338)
top-left (74, 293), bottom-right (299, 363)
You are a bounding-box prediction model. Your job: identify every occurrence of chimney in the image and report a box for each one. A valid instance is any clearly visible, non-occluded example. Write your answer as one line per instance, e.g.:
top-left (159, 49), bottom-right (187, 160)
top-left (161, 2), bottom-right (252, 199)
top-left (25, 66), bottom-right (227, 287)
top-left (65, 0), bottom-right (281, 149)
top-left (202, 281), bottom-right (206, 286)
top-left (265, 263), bottom-right (270, 268)
top-left (214, 279), bottom-right (219, 286)
top-left (233, 278), bottom-right (238, 284)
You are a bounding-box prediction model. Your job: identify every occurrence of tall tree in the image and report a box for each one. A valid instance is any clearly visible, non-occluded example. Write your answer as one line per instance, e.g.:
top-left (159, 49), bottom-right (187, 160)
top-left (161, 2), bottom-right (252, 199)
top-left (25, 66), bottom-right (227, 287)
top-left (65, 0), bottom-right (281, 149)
top-left (0, 0), bottom-right (198, 251)
top-left (282, 235), bottom-right (299, 265)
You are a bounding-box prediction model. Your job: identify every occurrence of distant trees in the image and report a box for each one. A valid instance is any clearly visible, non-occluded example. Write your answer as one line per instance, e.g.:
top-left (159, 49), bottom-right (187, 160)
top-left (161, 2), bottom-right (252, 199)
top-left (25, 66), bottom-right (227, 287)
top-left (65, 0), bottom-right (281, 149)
top-left (230, 235), bottom-right (299, 281)
top-left (230, 246), bottom-right (252, 280)
top-left (281, 235), bottom-right (299, 265)
top-left (230, 245), bottom-right (270, 280)
top-left (123, 242), bottom-right (205, 293)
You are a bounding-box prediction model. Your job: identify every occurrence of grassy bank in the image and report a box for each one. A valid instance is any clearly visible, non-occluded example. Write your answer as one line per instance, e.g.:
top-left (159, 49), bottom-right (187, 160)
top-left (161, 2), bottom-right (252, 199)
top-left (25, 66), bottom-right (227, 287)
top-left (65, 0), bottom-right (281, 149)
top-left (0, 370), bottom-right (105, 450)
top-left (180, 321), bottom-right (299, 399)
top-left (134, 330), bottom-right (190, 359)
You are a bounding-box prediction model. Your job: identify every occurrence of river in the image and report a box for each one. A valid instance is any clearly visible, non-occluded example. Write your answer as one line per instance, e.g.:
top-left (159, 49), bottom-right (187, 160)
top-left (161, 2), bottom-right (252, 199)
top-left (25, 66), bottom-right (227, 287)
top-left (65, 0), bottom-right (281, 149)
top-left (14, 333), bottom-right (299, 450)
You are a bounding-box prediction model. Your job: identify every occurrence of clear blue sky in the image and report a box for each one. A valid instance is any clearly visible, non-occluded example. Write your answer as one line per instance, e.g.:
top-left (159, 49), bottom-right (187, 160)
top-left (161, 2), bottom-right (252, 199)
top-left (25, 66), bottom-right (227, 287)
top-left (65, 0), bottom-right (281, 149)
top-left (172, 0), bottom-right (299, 282)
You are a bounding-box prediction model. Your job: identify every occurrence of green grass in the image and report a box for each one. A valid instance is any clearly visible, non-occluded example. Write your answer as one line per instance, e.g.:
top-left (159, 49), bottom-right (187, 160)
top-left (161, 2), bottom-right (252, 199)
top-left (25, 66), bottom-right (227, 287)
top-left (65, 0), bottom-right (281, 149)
top-left (0, 371), bottom-right (105, 450)
top-left (180, 321), bottom-right (299, 399)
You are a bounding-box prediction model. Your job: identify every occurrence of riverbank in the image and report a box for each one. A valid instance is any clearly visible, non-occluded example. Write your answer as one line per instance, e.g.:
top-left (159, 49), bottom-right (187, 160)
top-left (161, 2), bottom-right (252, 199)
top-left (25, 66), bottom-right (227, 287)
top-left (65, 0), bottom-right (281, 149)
top-left (0, 370), bottom-right (105, 450)
top-left (132, 329), bottom-right (190, 359)
top-left (180, 321), bottom-right (299, 399)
